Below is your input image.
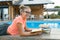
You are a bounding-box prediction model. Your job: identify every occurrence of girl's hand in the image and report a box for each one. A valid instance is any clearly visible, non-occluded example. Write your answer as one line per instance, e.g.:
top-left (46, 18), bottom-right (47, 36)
top-left (25, 29), bottom-right (32, 32)
top-left (31, 31), bottom-right (42, 35)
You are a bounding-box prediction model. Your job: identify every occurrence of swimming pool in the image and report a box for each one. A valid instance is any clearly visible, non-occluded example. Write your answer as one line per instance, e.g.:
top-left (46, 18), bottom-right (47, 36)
top-left (7, 20), bottom-right (60, 29)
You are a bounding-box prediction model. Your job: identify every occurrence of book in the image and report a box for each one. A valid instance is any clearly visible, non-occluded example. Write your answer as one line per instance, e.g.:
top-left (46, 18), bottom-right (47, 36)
top-left (39, 24), bottom-right (49, 28)
top-left (31, 28), bottom-right (42, 33)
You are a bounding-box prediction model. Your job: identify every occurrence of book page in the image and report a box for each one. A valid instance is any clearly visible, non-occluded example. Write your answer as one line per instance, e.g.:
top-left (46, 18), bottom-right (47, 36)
top-left (31, 28), bottom-right (42, 33)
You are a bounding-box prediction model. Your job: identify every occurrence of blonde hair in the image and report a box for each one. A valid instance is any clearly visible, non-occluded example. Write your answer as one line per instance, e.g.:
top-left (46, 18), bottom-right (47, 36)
top-left (19, 4), bottom-right (30, 13)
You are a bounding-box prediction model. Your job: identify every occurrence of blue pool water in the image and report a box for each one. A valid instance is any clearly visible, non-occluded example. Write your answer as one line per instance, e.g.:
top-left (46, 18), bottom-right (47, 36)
top-left (7, 20), bottom-right (60, 29)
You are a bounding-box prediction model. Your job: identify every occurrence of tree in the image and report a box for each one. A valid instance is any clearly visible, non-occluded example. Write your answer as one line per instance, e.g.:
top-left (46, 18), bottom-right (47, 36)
top-left (54, 6), bottom-right (60, 8)
top-left (54, 6), bottom-right (60, 15)
top-left (58, 11), bottom-right (60, 15)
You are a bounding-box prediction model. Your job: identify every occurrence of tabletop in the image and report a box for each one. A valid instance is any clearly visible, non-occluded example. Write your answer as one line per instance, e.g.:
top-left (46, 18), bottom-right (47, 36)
top-left (0, 28), bottom-right (60, 40)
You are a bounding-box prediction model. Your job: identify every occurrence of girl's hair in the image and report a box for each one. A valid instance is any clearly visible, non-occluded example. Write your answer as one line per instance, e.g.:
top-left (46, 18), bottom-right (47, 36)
top-left (19, 5), bottom-right (30, 13)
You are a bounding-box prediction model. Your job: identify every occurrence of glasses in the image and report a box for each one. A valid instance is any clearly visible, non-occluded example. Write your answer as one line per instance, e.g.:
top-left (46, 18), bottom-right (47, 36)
top-left (24, 11), bottom-right (31, 14)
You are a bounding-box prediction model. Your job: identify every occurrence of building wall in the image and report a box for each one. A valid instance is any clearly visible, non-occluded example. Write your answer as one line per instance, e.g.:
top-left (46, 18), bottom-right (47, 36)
top-left (9, 5), bottom-right (14, 20)
top-left (0, 1), bottom-right (44, 20)
top-left (9, 5), bottom-right (19, 20)
top-left (9, 5), bottom-right (44, 20)
top-left (30, 5), bottom-right (44, 19)
top-left (0, 1), bottom-right (13, 21)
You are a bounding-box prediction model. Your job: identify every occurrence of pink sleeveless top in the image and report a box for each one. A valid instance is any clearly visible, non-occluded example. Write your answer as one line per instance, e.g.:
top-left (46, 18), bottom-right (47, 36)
top-left (7, 16), bottom-right (26, 35)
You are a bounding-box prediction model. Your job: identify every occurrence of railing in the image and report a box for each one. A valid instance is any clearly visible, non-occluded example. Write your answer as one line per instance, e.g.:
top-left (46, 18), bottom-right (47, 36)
top-left (12, 0), bottom-right (23, 5)
top-left (0, 0), bottom-right (12, 1)
top-left (27, 15), bottom-right (44, 20)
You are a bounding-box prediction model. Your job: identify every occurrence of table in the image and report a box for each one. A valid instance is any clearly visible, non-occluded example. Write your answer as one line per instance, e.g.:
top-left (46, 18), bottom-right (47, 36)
top-left (41, 28), bottom-right (60, 40)
top-left (0, 29), bottom-right (60, 40)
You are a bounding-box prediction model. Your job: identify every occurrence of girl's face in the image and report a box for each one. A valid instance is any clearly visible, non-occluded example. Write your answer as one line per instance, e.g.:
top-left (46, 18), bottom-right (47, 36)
top-left (22, 8), bottom-right (31, 19)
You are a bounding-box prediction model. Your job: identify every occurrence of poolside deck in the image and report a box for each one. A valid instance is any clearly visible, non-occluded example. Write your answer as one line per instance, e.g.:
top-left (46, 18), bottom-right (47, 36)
top-left (0, 29), bottom-right (60, 40)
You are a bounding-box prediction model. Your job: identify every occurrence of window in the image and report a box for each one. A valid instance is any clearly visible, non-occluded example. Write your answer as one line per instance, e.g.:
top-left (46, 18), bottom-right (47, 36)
top-left (0, 7), bottom-right (8, 21)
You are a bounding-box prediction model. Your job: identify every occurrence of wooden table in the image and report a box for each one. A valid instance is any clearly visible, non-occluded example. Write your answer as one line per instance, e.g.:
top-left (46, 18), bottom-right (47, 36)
top-left (0, 29), bottom-right (60, 40)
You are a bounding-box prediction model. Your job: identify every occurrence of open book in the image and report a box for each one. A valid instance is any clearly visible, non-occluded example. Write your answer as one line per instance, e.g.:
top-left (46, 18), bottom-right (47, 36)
top-left (31, 28), bottom-right (42, 33)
